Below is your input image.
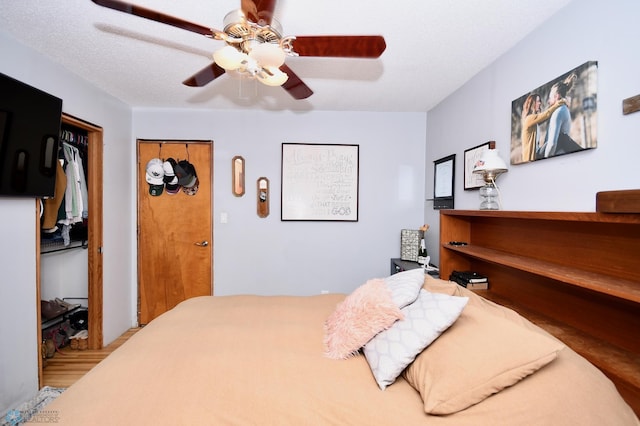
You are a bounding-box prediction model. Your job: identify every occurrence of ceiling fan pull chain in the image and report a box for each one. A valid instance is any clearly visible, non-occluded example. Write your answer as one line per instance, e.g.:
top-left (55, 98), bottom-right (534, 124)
top-left (185, 143), bottom-right (190, 162)
top-left (158, 143), bottom-right (163, 160)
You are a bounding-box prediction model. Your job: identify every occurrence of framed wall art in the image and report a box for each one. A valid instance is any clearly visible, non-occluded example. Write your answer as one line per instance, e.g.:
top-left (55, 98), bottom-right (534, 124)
top-left (281, 143), bottom-right (359, 221)
top-left (464, 141), bottom-right (495, 190)
top-left (433, 154), bottom-right (455, 210)
top-left (257, 177), bottom-right (269, 218)
top-left (510, 60), bottom-right (598, 165)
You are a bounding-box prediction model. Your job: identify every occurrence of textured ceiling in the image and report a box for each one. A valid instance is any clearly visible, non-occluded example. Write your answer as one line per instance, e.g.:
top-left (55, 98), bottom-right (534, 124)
top-left (0, 0), bottom-right (572, 112)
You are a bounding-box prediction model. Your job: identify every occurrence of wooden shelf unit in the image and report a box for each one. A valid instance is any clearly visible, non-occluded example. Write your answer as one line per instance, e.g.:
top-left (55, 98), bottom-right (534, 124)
top-left (439, 210), bottom-right (640, 415)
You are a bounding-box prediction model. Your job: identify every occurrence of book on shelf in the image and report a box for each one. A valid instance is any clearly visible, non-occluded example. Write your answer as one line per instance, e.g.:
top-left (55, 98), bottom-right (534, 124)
top-left (463, 281), bottom-right (489, 290)
top-left (450, 270), bottom-right (488, 282)
top-left (449, 270), bottom-right (489, 289)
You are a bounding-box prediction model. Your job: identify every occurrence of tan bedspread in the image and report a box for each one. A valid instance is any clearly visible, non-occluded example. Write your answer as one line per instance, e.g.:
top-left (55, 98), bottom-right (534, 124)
top-left (37, 286), bottom-right (639, 425)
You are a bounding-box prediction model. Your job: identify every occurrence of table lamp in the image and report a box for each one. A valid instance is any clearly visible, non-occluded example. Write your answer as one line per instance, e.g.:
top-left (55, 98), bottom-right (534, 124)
top-left (472, 148), bottom-right (508, 210)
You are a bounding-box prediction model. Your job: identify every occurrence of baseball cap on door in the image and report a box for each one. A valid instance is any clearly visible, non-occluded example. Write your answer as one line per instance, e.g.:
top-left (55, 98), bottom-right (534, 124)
top-left (163, 158), bottom-right (180, 195)
top-left (179, 159), bottom-right (199, 196)
top-left (175, 159), bottom-right (199, 195)
top-left (182, 174), bottom-right (199, 196)
top-left (145, 158), bottom-right (164, 196)
top-left (175, 159), bottom-right (196, 186)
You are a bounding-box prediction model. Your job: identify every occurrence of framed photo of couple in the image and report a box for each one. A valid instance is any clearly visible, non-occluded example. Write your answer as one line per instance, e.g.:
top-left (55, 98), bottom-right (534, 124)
top-left (510, 61), bottom-right (598, 165)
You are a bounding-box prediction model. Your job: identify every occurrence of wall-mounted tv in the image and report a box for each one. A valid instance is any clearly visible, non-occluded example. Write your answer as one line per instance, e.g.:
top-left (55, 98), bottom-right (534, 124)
top-left (0, 73), bottom-right (62, 198)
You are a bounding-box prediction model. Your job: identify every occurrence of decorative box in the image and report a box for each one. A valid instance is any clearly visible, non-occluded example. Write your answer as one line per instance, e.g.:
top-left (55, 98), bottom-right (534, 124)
top-left (400, 229), bottom-right (420, 262)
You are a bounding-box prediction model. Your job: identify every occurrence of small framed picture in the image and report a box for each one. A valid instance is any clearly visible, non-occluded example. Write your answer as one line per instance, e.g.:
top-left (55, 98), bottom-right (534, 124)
top-left (464, 141), bottom-right (495, 190)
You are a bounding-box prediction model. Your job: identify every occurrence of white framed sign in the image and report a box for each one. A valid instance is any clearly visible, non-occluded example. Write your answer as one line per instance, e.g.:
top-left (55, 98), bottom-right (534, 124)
top-left (281, 143), bottom-right (359, 221)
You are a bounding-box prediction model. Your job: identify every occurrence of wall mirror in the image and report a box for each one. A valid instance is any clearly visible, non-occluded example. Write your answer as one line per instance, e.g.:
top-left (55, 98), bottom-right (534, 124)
top-left (232, 156), bottom-right (245, 196)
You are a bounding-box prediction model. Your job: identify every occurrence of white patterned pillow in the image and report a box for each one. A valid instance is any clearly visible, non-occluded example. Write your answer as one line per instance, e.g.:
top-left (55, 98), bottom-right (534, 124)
top-left (383, 268), bottom-right (425, 308)
top-left (363, 290), bottom-right (469, 389)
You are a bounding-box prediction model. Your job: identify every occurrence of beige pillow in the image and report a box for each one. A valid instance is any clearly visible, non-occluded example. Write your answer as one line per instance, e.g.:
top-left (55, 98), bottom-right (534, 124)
top-left (422, 275), bottom-right (459, 295)
top-left (403, 303), bottom-right (564, 415)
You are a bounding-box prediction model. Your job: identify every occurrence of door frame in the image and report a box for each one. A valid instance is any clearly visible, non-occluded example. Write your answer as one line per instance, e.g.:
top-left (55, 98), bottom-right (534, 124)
top-left (36, 113), bottom-right (104, 385)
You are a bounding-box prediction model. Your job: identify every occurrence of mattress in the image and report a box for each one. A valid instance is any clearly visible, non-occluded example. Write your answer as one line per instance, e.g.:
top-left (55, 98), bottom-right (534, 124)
top-left (34, 277), bottom-right (639, 425)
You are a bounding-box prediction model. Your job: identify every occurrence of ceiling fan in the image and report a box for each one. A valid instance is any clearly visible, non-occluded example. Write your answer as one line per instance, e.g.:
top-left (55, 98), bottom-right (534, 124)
top-left (91, 0), bottom-right (387, 99)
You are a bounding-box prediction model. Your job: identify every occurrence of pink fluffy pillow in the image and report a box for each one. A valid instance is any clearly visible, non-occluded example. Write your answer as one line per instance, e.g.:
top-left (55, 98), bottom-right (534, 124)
top-left (324, 279), bottom-right (404, 359)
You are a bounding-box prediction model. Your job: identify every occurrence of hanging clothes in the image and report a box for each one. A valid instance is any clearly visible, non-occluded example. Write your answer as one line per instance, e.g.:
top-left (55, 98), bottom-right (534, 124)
top-left (42, 160), bottom-right (67, 231)
top-left (60, 142), bottom-right (88, 224)
top-left (41, 128), bottom-right (89, 247)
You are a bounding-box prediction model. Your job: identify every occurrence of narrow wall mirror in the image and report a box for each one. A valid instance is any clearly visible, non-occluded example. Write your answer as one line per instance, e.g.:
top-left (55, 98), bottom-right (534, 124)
top-left (232, 156), bottom-right (245, 196)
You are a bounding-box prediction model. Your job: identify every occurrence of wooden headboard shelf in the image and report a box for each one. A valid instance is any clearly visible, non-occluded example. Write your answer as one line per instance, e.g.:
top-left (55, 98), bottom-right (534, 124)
top-left (439, 210), bottom-right (640, 416)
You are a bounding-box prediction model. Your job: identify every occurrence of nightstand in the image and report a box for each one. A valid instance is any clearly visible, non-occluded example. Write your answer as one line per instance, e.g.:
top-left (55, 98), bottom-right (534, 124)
top-left (390, 258), bottom-right (439, 278)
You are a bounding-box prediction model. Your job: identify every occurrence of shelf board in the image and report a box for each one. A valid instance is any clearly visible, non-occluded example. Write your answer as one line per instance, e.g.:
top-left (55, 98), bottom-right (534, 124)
top-left (444, 244), bottom-right (640, 303)
top-left (41, 306), bottom-right (84, 330)
top-left (41, 239), bottom-right (88, 254)
top-left (441, 209), bottom-right (640, 224)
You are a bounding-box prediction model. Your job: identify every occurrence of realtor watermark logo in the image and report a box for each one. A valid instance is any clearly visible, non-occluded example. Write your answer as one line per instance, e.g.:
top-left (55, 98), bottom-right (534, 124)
top-left (5, 409), bottom-right (60, 424)
top-left (4, 410), bottom-right (22, 425)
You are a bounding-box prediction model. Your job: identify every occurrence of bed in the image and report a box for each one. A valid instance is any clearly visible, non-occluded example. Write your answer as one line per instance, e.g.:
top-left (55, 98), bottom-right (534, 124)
top-left (33, 270), bottom-right (638, 425)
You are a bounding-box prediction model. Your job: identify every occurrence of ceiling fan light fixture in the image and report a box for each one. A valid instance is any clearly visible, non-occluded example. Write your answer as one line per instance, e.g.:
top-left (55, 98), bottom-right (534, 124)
top-left (222, 9), bottom-right (282, 41)
top-left (258, 67), bottom-right (289, 86)
top-left (212, 46), bottom-right (247, 71)
top-left (91, 0), bottom-right (388, 99)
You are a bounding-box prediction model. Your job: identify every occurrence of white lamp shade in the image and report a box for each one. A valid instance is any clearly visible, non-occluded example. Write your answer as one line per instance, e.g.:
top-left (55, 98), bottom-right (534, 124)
top-left (473, 148), bottom-right (508, 174)
top-left (213, 46), bottom-right (247, 70)
top-left (249, 42), bottom-right (286, 68)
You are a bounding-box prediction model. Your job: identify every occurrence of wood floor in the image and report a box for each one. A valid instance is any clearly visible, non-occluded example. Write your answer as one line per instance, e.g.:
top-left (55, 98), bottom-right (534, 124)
top-left (42, 328), bottom-right (140, 388)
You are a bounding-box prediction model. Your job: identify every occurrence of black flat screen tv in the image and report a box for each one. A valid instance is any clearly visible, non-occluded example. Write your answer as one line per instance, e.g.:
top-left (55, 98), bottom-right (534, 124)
top-left (0, 73), bottom-right (62, 198)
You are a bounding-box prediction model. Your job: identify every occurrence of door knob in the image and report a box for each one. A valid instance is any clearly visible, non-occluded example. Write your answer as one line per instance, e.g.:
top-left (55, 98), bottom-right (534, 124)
top-left (194, 241), bottom-right (209, 247)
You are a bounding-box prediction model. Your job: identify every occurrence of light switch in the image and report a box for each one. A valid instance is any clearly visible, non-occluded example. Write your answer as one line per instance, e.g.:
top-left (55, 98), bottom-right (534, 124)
top-left (220, 212), bottom-right (228, 223)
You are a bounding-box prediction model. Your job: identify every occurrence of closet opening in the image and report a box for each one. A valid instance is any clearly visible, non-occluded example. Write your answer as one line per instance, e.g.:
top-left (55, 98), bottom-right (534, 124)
top-left (36, 113), bottom-right (103, 386)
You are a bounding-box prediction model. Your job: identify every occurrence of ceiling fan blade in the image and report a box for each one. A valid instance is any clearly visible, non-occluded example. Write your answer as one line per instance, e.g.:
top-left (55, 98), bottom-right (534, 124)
top-left (91, 0), bottom-right (218, 36)
top-left (279, 64), bottom-right (313, 100)
top-left (241, 0), bottom-right (276, 26)
top-left (183, 63), bottom-right (226, 87)
top-left (291, 35), bottom-right (386, 58)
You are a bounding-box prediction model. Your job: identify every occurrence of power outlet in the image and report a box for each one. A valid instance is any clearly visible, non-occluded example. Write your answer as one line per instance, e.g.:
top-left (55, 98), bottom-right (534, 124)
top-left (320, 290), bottom-right (329, 294)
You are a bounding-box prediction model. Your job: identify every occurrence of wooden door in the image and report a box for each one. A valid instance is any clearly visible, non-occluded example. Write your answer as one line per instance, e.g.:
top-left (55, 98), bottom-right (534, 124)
top-left (137, 140), bottom-right (213, 325)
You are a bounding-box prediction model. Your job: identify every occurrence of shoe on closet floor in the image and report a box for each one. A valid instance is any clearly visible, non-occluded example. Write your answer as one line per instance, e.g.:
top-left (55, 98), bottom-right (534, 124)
top-left (69, 330), bottom-right (88, 350)
top-left (55, 298), bottom-right (80, 311)
top-left (41, 300), bottom-right (66, 320)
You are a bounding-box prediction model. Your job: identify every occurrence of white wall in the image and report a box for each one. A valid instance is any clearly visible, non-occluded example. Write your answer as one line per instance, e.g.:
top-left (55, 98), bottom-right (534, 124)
top-left (133, 109), bottom-right (427, 296)
top-left (0, 32), bottom-right (134, 414)
top-left (0, 198), bottom-right (39, 415)
top-left (424, 0), bottom-right (640, 264)
top-left (41, 251), bottom-right (89, 307)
